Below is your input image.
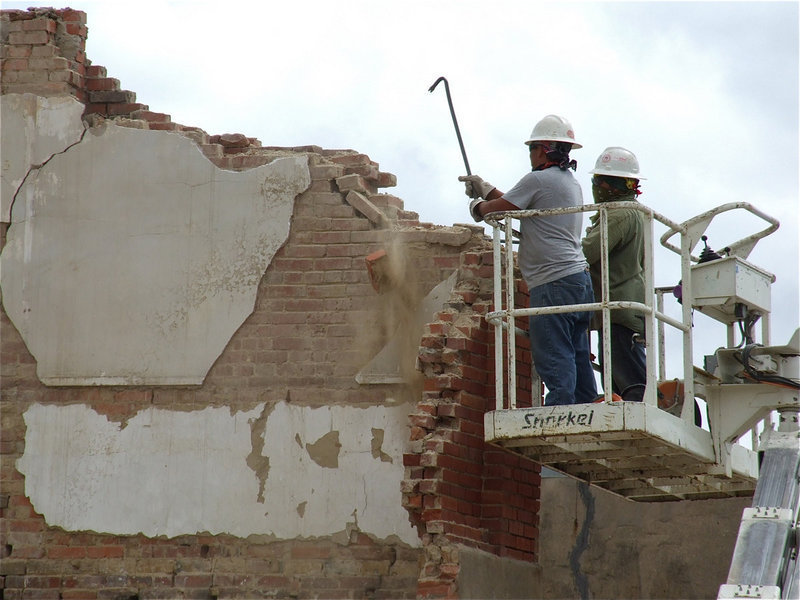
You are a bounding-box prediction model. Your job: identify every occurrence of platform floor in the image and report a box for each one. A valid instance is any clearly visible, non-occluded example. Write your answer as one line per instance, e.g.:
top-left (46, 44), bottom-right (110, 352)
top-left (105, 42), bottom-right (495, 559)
top-left (484, 401), bottom-right (758, 501)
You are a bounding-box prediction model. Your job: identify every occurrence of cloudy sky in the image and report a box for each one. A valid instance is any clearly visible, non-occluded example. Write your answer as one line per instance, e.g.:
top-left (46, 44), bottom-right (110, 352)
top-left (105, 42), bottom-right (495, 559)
top-left (5, 0), bottom-right (799, 370)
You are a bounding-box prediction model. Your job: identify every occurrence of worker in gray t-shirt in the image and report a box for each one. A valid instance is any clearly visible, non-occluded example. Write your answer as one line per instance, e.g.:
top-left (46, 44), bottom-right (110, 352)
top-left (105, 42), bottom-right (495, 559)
top-left (459, 115), bottom-right (597, 406)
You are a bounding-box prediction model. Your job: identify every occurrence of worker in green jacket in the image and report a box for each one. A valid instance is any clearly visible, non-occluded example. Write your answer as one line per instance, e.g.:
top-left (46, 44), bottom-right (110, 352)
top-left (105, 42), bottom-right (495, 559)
top-left (581, 147), bottom-right (647, 402)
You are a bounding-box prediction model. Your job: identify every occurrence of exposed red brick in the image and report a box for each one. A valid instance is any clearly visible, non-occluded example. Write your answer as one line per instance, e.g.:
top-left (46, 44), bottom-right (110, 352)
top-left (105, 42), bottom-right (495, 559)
top-left (85, 65), bottom-right (106, 77)
top-left (64, 23), bottom-right (88, 37)
top-left (8, 30), bottom-right (51, 45)
top-left (104, 102), bottom-right (148, 116)
top-left (147, 122), bottom-right (179, 131)
top-left (2, 58), bottom-right (29, 71)
top-left (85, 77), bottom-right (119, 91)
top-left (85, 546), bottom-right (124, 559)
top-left (21, 18), bottom-right (57, 33)
top-left (46, 546), bottom-right (86, 559)
top-left (59, 9), bottom-right (87, 24)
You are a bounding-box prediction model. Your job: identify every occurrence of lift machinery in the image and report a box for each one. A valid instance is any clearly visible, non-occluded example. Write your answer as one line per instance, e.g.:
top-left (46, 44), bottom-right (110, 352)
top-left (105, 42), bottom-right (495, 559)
top-left (482, 202), bottom-right (799, 599)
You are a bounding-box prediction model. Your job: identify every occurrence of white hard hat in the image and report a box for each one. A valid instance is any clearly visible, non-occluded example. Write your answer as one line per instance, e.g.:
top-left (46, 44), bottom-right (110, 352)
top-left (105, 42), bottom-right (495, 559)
top-left (525, 114), bottom-right (582, 149)
top-left (589, 147), bottom-right (645, 180)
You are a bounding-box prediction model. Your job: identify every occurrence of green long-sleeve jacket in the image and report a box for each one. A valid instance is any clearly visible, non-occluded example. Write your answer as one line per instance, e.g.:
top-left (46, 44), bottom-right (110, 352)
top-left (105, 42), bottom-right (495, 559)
top-left (581, 195), bottom-right (645, 335)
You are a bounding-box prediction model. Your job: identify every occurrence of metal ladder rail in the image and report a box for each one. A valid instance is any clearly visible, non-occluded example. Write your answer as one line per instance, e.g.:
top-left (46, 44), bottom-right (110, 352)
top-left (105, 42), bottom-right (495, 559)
top-left (718, 408), bottom-right (800, 599)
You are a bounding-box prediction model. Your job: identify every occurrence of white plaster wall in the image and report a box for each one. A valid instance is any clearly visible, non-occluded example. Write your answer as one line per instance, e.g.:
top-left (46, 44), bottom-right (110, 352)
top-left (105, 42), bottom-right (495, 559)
top-left (0, 94), bottom-right (86, 223)
top-left (0, 120), bottom-right (310, 385)
top-left (17, 401), bottom-right (420, 545)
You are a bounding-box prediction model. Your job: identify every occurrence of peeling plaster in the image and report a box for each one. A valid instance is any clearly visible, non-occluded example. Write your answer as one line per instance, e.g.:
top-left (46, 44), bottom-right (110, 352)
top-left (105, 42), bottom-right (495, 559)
top-left (306, 431), bottom-right (341, 469)
top-left (246, 403), bottom-right (272, 504)
top-left (371, 428), bottom-right (393, 463)
top-left (0, 119), bottom-right (311, 385)
top-left (17, 400), bottom-right (419, 544)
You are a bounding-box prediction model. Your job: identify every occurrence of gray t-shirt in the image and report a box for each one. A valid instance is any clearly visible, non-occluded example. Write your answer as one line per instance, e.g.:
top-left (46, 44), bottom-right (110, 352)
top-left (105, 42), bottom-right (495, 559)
top-left (502, 167), bottom-right (588, 290)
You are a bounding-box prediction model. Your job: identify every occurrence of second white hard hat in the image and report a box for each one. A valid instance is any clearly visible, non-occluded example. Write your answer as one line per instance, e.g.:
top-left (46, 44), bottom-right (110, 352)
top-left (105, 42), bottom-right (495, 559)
top-left (525, 114), bottom-right (582, 149)
top-left (589, 147), bottom-right (645, 179)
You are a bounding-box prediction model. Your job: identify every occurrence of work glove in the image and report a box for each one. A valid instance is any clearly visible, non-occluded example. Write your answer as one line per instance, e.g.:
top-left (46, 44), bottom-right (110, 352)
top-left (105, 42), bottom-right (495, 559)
top-left (469, 197), bottom-right (484, 222)
top-left (458, 175), bottom-right (495, 200)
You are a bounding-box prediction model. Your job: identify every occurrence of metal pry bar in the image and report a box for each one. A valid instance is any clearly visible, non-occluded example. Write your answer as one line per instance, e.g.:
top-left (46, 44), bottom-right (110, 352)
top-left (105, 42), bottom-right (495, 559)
top-left (428, 76), bottom-right (472, 176)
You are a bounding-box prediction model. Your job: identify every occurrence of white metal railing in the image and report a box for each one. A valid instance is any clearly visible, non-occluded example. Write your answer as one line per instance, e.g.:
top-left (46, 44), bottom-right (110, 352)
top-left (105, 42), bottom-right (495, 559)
top-left (486, 201), bottom-right (690, 414)
top-left (484, 201), bottom-right (781, 444)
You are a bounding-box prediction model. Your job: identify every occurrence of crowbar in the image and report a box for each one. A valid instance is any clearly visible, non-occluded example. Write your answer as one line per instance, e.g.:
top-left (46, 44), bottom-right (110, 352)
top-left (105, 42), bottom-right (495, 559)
top-left (429, 77), bottom-right (519, 242)
top-left (428, 76), bottom-right (471, 176)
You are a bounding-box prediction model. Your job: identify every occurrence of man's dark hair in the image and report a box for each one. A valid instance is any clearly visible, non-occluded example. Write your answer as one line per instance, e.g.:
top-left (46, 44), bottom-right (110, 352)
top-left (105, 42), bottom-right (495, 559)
top-left (552, 141), bottom-right (572, 154)
top-left (546, 142), bottom-right (577, 171)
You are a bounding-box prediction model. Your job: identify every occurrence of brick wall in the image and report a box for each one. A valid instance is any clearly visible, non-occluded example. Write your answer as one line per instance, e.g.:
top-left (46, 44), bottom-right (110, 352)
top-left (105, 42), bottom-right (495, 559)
top-left (1, 7), bottom-right (544, 599)
top-left (401, 255), bottom-right (540, 598)
top-left (1, 8), bottom-right (87, 101)
top-left (0, 143), bottom-right (460, 597)
top-left (0, 7), bottom-right (181, 124)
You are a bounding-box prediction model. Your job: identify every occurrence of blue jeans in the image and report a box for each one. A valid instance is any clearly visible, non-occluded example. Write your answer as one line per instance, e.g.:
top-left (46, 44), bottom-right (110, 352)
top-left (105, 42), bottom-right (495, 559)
top-left (529, 270), bottom-right (597, 405)
top-left (597, 324), bottom-right (647, 402)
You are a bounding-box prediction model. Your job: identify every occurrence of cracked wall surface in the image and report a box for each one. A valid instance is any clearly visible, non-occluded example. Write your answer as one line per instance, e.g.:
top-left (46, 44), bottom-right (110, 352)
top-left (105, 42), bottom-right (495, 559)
top-left (533, 476), bottom-right (750, 599)
top-left (0, 95), bottom-right (310, 384)
top-left (17, 400), bottom-right (420, 545)
top-left (0, 94), bottom-right (86, 222)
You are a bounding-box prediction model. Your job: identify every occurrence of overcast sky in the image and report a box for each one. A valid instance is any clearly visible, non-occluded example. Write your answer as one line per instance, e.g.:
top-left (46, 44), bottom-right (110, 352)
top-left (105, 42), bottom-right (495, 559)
top-left (5, 0), bottom-right (800, 369)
